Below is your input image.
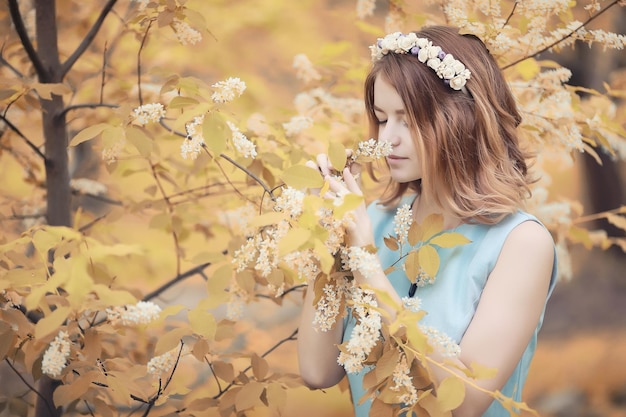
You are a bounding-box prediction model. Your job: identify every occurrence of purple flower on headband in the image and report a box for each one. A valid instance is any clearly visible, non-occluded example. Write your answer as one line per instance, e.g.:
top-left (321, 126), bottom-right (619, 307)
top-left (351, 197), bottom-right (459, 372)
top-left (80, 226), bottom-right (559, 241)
top-left (438, 50), bottom-right (446, 60)
top-left (410, 46), bottom-right (420, 55)
top-left (378, 40), bottom-right (382, 48)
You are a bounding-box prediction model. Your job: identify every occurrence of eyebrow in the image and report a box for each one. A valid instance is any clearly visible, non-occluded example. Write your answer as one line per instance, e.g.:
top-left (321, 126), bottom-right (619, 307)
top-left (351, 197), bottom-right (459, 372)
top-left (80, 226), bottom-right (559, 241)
top-left (373, 105), bottom-right (406, 115)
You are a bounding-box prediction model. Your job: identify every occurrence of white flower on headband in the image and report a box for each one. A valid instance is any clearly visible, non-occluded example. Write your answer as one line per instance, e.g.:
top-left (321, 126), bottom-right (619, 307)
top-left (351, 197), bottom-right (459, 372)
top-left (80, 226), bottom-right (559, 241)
top-left (370, 32), bottom-right (471, 91)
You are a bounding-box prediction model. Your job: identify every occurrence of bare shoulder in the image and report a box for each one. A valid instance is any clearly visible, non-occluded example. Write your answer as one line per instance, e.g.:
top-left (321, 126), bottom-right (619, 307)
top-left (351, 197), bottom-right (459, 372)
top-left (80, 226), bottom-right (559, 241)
top-left (494, 219), bottom-right (554, 287)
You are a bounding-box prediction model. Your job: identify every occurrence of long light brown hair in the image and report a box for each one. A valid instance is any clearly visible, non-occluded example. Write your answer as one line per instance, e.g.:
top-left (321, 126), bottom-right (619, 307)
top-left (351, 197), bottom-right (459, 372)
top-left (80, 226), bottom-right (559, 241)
top-left (365, 26), bottom-right (533, 224)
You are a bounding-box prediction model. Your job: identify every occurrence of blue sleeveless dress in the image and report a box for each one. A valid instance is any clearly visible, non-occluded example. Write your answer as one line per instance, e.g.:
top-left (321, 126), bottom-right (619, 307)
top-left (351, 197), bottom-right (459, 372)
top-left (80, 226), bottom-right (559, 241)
top-left (343, 195), bottom-right (558, 416)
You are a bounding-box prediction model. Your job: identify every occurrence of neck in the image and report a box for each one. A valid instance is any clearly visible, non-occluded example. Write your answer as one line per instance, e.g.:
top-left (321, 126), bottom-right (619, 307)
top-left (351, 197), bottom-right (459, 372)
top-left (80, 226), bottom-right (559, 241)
top-left (412, 192), bottom-right (462, 230)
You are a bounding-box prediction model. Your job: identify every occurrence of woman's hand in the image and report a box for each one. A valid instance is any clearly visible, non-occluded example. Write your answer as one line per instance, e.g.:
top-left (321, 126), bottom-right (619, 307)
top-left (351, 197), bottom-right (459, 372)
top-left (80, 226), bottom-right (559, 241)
top-left (305, 153), bottom-right (374, 248)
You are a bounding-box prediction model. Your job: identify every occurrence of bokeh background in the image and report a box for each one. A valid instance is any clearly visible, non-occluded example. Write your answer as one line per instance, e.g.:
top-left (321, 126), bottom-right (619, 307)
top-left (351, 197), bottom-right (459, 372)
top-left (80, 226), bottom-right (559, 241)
top-left (1, 0), bottom-right (625, 416)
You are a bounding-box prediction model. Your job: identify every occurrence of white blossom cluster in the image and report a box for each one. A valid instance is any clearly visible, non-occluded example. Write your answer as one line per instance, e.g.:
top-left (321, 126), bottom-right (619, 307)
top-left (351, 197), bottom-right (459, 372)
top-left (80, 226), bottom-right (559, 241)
top-left (356, 0), bottom-right (376, 19)
top-left (106, 301), bottom-right (161, 326)
top-left (314, 278), bottom-right (352, 331)
top-left (390, 351), bottom-right (419, 405)
top-left (344, 247), bottom-right (380, 280)
top-left (351, 138), bottom-right (393, 162)
top-left (402, 296), bottom-right (422, 313)
top-left (292, 53), bottom-right (322, 84)
top-left (172, 19), bottom-right (202, 46)
top-left (294, 88), bottom-right (364, 122)
top-left (338, 287), bottom-right (382, 373)
top-left (101, 138), bottom-right (126, 164)
top-left (147, 347), bottom-right (178, 377)
top-left (181, 115), bottom-right (205, 160)
top-left (226, 121), bottom-right (257, 159)
top-left (227, 281), bottom-right (248, 320)
top-left (70, 178), bottom-right (108, 196)
top-left (211, 77), bottom-right (246, 103)
top-left (131, 103), bottom-right (166, 126)
top-left (393, 204), bottom-right (413, 245)
top-left (42, 330), bottom-right (71, 378)
top-left (232, 220), bottom-right (289, 277)
top-left (282, 115), bottom-right (313, 137)
top-left (370, 32), bottom-right (471, 91)
top-left (274, 187), bottom-right (306, 218)
top-left (420, 325), bottom-right (461, 357)
top-left (218, 203), bottom-right (258, 237)
top-left (282, 251), bottom-right (320, 283)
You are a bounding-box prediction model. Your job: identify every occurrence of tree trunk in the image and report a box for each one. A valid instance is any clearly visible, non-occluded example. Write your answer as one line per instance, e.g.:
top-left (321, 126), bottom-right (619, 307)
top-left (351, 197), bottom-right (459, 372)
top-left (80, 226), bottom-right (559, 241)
top-left (35, 0), bottom-right (68, 415)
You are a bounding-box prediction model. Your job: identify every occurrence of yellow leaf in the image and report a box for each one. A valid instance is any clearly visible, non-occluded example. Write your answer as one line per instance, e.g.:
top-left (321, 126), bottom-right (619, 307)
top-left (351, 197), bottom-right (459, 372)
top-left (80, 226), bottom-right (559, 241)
top-left (266, 382), bottom-right (287, 410)
top-left (333, 193), bottom-right (364, 218)
top-left (408, 221), bottom-right (423, 246)
top-left (465, 361), bottom-right (497, 380)
top-left (188, 307), bottom-right (216, 340)
top-left (568, 225), bottom-right (593, 249)
top-left (203, 111), bottom-right (228, 156)
top-left (515, 59), bottom-right (540, 81)
top-left (248, 212), bottom-right (287, 228)
top-left (212, 360), bottom-right (235, 382)
top-left (155, 327), bottom-right (191, 356)
top-left (422, 214), bottom-right (444, 241)
top-left (69, 123), bottom-right (109, 147)
top-left (92, 285), bottom-right (136, 306)
top-left (251, 353), bottom-right (269, 381)
top-left (280, 165), bottom-right (324, 189)
top-left (328, 141), bottom-right (347, 172)
top-left (436, 377), bottom-right (465, 412)
top-left (53, 374), bottom-right (92, 406)
top-left (235, 381), bottom-right (265, 411)
top-left (206, 264), bottom-right (232, 308)
top-left (35, 306), bottom-right (70, 340)
top-left (4, 267), bottom-right (47, 287)
top-left (418, 245), bottom-right (440, 278)
top-left (375, 346), bottom-right (400, 380)
top-left (278, 227), bottom-right (312, 256)
top-left (384, 236), bottom-right (399, 251)
top-left (314, 239), bottom-right (335, 274)
top-left (168, 96), bottom-right (199, 109)
top-left (32, 82), bottom-right (71, 100)
top-left (429, 232), bottom-right (471, 248)
top-left (404, 251), bottom-right (420, 282)
top-left (126, 126), bottom-right (153, 157)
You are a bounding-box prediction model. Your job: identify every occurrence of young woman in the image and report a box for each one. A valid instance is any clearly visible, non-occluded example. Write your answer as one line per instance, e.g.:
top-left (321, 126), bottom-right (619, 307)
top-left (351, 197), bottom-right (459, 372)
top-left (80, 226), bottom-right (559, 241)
top-left (298, 26), bottom-right (557, 416)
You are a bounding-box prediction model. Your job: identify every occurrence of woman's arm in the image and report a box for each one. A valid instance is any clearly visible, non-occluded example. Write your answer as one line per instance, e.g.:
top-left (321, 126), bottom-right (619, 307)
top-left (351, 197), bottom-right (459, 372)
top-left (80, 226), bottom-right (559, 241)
top-left (297, 283), bottom-right (346, 389)
top-left (429, 220), bottom-right (554, 417)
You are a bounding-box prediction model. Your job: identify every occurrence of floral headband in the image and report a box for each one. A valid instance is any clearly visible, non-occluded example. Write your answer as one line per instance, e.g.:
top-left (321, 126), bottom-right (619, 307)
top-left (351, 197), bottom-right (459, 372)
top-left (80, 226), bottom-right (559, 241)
top-left (370, 32), bottom-right (471, 92)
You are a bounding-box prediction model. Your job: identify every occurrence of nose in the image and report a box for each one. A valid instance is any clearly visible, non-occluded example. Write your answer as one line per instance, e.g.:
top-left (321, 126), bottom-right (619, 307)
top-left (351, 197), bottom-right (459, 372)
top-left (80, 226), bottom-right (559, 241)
top-left (378, 122), bottom-right (401, 147)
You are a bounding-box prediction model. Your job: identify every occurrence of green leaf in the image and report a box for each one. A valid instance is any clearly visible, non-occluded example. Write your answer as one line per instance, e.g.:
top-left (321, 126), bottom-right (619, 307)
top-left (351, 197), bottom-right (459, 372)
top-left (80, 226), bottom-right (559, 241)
top-left (280, 165), bottom-right (324, 189)
top-left (203, 111), bottom-right (228, 156)
top-left (436, 376), bottom-right (465, 412)
top-left (429, 232), bottom-right (471, 248)
top-left (69, 123), bottom-right (109, 147)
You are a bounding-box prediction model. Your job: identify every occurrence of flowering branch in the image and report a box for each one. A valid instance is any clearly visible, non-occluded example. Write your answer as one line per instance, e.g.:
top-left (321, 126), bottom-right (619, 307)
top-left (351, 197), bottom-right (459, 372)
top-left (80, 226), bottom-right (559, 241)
top-left (502, 0), bottom-right (621, 70)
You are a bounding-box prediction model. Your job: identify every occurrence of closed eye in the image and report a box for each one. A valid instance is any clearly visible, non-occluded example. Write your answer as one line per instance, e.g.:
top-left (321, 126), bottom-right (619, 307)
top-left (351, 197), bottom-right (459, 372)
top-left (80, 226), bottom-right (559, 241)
top-left (377, 119), bottom-right (388, 125)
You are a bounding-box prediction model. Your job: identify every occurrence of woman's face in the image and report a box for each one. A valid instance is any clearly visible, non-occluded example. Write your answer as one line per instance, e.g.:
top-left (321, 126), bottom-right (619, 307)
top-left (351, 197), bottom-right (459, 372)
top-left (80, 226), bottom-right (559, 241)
top-left (373, 76), bottom-right (422, 183)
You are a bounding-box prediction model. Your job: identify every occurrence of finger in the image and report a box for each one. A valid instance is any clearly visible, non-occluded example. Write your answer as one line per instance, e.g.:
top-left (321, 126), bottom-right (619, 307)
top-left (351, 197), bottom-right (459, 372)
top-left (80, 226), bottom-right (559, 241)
top-left (343, 167), bottom-right (363, 196)
top-left (316, 153), bottom-right (332, 176)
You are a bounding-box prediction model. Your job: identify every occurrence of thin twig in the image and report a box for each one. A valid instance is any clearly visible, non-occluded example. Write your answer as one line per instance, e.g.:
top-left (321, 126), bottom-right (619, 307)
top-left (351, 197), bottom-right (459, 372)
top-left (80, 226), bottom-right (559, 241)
top-left (137, 20), bottom-right (154, 106)
top-left (502, 0), bottom-right (620, 70)
top-left (61, 0), bottom-right (119, 77)
top-left (142, 262), bottom-right (212, 301)
top-left (0, 47), bottom-right (24, 78)
top-left (59, 103), bottom-right (119, 119)
top-left (0, 113), bottom-right (46, 160)
top-left (213, 328), bottom-right (298, 399)
top-left (7, 0), bottom-right (48, 80)
top-left (4, 358), bottom-right (56, 416)
top-left (100, 42), bottom-right (108, 104)
top-left (502, 2), bottom-right (518, 28)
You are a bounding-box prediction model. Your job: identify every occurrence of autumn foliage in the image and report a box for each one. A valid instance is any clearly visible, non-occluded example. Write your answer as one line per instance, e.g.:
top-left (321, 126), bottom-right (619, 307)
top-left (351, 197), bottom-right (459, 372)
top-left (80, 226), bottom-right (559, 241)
top-left (0, 1), bottom-right (625, 416)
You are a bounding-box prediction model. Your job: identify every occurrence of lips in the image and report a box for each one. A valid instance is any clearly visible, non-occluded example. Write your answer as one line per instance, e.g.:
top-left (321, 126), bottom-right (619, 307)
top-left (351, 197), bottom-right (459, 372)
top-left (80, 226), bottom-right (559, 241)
top-left (387, 155), bottom-right (407, 160)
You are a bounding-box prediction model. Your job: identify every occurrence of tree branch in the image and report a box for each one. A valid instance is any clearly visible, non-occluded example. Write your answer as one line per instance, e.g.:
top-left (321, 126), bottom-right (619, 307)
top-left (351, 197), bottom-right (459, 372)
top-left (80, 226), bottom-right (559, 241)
top-left (59, 103), bottom-right (119, 119)
top-left (0, 46), bottom-right (24, 78)
top-left (4, 358), bottom-right (57, 416)
top-left (60, 0), bottom-right (119, 77)
top-left (0, 113), bottom-right (46, 160)
top-left (502, 0), bottom-right (620, 70)
top-left (137, 19), bottom-right (154, 106)
top-left (142, 262), bottom-right (212, 302)
top-left (7, 0), bottom-right (48, 80)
